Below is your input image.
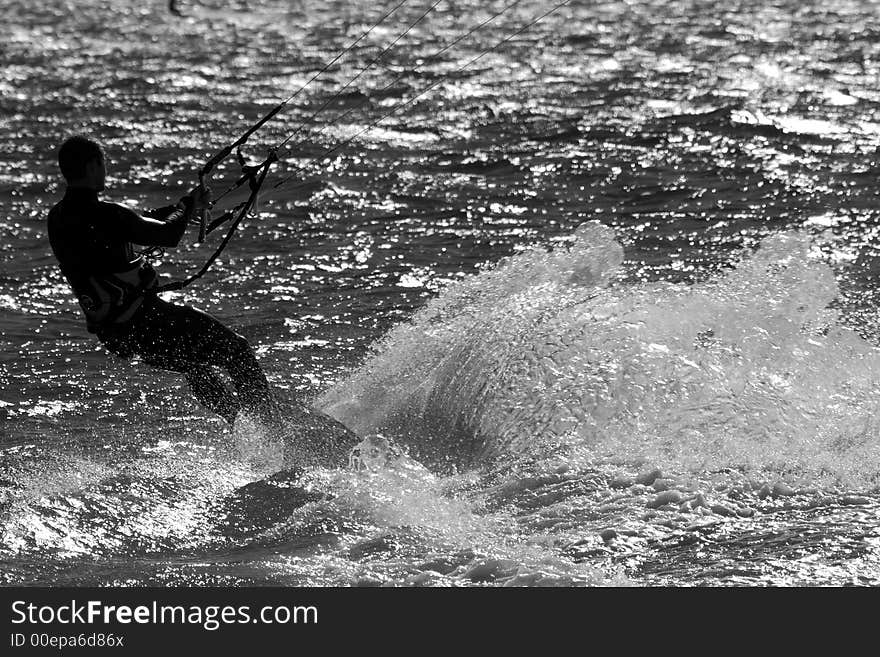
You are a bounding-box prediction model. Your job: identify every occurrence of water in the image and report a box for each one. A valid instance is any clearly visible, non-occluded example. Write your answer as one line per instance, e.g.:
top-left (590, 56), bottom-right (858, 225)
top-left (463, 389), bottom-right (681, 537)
top-left (3, 0), bottom-right (880, 587)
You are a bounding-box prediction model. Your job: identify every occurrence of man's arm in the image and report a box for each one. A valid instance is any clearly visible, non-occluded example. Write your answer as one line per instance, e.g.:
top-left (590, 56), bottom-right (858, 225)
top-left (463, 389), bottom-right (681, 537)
top-left (113, 196), bottom-right (194, 247)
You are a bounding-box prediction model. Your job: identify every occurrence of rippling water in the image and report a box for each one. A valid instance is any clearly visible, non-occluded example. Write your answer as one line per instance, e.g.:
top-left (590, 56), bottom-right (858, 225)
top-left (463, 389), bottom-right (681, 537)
top-left (3, 0), bottom-right (880, 587)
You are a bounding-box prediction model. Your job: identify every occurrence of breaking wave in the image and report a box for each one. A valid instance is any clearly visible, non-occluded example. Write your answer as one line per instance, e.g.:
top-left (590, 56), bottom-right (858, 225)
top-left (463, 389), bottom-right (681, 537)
top-left (319, 222), bottom-right (880, 486)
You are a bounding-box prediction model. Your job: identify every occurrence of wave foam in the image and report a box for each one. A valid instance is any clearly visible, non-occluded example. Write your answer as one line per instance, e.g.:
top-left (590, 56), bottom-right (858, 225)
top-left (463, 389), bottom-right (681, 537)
top-left (319, 222), bottom-right (880, 485)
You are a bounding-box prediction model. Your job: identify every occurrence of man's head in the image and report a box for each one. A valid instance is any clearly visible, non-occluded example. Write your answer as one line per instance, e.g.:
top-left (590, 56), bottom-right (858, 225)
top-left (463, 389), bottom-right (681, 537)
top-left (58, 135), bottom-right (106, 191)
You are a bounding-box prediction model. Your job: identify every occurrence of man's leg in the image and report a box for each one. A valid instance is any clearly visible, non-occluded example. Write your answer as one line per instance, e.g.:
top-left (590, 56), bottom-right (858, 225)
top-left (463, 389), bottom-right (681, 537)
top-left (185, 365), bottom-right (239, 423)
top-left (126, 295), bottom-right (275, 421)
top-left (98, 324), bottom-right (239, 416)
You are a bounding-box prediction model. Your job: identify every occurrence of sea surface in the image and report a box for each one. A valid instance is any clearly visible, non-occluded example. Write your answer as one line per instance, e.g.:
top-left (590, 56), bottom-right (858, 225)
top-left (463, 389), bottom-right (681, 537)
top-left (3, 0), bottom-right (880, 586)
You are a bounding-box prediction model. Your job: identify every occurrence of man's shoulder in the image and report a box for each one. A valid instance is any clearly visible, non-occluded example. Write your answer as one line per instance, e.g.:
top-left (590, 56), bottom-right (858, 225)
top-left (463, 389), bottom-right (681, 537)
top-left (46, 195), bottom-right (134, 237)
top-left (46, 195), bottom-right (94, 232)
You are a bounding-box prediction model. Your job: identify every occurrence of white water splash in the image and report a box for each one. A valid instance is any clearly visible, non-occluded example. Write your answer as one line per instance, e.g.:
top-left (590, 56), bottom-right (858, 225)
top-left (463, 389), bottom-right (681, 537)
top-left (319, 222), bottom-right (880, 486)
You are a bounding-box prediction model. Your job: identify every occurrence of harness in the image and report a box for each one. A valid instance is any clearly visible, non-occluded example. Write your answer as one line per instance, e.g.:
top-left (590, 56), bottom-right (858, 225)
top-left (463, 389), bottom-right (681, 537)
top-left (77, 258), bottom-right (157, 331)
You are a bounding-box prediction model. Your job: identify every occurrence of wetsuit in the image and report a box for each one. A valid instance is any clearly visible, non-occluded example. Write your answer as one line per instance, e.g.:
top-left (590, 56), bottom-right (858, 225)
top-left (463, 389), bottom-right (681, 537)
top-left (47, 187), bottom-right (272, 423)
